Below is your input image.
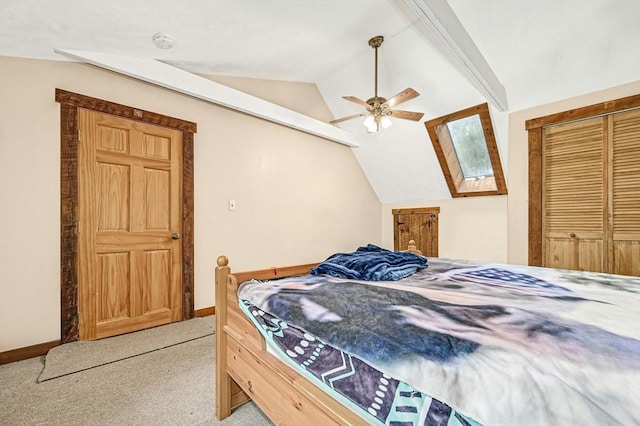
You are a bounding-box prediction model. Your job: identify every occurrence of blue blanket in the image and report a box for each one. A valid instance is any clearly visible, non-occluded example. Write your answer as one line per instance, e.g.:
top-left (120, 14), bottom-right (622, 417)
top-left (310, 244), bottom-right (427, 281)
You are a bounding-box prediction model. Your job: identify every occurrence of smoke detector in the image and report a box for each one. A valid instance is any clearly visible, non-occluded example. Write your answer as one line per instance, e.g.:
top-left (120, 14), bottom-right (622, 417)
top-left (152, 33), bottom-right (174, 49)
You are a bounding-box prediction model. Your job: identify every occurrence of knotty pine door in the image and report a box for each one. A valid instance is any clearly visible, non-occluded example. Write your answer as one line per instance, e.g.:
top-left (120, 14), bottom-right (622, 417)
top-left (78, 108), bottom-right (183, 340)
top-left (393, 207), bottom-right (439, 257)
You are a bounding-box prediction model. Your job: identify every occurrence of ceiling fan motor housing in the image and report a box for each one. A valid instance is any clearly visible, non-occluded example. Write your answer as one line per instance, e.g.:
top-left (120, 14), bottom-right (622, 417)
top-left (366, 96), bottom-right (387, 106)
top-left (366, 96), bottom-right (392, 118)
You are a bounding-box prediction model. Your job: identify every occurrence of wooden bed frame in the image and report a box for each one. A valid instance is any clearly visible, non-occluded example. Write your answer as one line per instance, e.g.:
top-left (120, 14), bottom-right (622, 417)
top-left (214, 242), bottom-right (423, 425)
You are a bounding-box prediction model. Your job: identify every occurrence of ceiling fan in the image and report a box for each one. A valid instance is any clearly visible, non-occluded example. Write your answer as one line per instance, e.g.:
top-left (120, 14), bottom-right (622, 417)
top-left (330, 35), bottom-right (424, 133)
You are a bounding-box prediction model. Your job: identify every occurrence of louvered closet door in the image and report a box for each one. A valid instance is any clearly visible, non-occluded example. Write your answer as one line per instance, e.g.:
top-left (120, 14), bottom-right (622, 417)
top-left (611, 109), bottom-right (640, 276)
top-left (543, 117), bottom-right (605, 272)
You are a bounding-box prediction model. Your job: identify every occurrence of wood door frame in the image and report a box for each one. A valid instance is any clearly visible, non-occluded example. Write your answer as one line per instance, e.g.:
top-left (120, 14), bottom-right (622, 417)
top-left (56, 89), bottom-right (197, 344)
top-left (525, 94), bottom-right (640, 266)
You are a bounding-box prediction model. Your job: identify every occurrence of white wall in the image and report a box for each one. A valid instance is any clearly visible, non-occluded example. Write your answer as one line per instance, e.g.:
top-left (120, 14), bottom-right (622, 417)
top-left (0, 56), bottom-right (381, 352)
top-left (507, 80), bottom-right (640, 265)
top-left (382, 196), bottom-right (508, 263)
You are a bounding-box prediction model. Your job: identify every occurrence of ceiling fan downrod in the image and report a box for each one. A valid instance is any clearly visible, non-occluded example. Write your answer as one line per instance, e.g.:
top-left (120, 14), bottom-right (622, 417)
top-left (369, 35), bottom-right (384, 102)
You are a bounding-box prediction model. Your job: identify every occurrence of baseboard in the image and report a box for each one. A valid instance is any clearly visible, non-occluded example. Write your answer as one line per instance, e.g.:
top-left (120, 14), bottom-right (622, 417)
top-left (1, 309), bottom-right (215, 365)
top-left (0, 340), bottom-right (60, 365)
top-left (195, 306), bottom-right (215, 317)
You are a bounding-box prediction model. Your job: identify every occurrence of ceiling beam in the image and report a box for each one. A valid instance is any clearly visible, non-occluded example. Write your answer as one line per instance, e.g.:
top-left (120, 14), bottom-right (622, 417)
top-left (403, 0), bottom-right (509, 111)
top-left (54, 49), bottom-right (360, 148)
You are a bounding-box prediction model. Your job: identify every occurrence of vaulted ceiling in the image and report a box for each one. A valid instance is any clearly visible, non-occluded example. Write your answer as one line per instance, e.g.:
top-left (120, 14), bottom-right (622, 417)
top-left (1, 0), bottom-right (638, 203)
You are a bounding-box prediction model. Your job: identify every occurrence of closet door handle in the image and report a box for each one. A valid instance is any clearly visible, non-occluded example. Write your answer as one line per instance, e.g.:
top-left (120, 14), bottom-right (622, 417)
top-left (171, 233), bottom-right (181, 240)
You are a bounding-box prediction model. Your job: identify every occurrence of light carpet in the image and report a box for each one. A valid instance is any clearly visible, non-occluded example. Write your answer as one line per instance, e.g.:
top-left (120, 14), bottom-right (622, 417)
top-left (39, 316), bottom-right (215, 382)
top-left (1, 330), bottom-right (272, 425)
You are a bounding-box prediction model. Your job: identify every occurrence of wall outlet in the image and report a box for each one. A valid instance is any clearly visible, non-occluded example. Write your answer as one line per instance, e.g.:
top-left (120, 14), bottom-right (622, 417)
top-left (228, 200), bottom-right (236, 211)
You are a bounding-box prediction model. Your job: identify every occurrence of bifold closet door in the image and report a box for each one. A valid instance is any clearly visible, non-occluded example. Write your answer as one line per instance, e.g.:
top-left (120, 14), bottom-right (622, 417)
top-left (543, 109), bottom-right (639, 276)
top-left (610, 109), bottom-right (640, 276)
top-left (543, 117), bottom-right (605, 272)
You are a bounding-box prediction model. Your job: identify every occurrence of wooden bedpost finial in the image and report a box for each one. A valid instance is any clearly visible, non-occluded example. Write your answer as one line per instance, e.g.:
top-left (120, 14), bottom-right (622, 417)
top-left (217, 255), bottom-right (229, 267)
top-left (407, 240), bottom-right (423, 256)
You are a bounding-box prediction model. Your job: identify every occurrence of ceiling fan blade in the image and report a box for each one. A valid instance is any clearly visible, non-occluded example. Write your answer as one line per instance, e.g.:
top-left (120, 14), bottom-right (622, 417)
top-left (383, 88), bottom-right (420, 109)
top-left (389, 110), bottom-right (424, 121)
top-left (330, 112), bottom-right (369, 125)
top-left (343, 96), bottom-right (372, 110)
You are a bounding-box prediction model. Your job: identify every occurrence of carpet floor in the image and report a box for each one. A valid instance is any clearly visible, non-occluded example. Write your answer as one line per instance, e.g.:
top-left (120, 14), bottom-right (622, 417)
top-left (39, 316), bottom-right (215, 382)
top-left (0, 317), bottom-right (272, 426)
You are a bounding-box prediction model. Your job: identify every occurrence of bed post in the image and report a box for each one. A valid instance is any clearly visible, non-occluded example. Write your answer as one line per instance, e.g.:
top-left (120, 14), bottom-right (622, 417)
top-left (407, 239), bottom-right (423, 256)
top-left (215, 255), bottom-right (232, 420)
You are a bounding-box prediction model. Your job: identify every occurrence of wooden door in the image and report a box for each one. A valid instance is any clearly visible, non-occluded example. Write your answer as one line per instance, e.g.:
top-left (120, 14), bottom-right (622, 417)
top-left (78, 108), bottom-right (183, 340)
top-left (393, 207), bottom-right (439, 257)
top-left (542, 117), bottom-right (605, 272)
top-left (527, 94), bottom-right (640, 270)
top-left (542, 109), bottom-right (640, 275)
top-left (610, 109), bottom-right (640, 276)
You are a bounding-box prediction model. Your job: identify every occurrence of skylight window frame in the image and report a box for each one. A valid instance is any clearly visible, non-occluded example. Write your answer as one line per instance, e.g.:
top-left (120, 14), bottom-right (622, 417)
top-left (425, 103), bottom-right (507, 197)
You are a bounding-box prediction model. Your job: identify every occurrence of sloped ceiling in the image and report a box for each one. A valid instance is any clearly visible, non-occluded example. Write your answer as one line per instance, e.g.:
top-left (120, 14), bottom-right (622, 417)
top-left (1, 0), bottom-right (638, 203)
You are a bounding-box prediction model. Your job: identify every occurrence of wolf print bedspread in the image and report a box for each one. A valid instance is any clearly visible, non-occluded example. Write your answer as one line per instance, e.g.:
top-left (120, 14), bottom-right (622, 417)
top-left (240, 300), bottom-right (479, 426)
top-left (238, 257), bottom-right (640, 425)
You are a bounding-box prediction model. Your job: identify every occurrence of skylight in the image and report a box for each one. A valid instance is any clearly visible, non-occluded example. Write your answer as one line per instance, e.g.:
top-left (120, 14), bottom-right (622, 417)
top-left (426, 103), bottom-right (507, 197)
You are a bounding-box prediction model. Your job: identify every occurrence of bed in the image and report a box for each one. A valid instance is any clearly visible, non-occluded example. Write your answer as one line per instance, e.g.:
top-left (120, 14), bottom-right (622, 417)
top-left (214, 243), bottom-right (640, 425)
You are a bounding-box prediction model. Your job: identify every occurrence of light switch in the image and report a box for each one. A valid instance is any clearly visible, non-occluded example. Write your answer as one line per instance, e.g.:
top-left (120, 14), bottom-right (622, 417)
top-left (228, 200), bottom-right (236, 211)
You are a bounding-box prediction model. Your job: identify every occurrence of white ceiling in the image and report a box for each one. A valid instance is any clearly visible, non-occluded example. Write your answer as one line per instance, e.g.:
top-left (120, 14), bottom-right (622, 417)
top-left (1, 0), bottom-right (639, 203)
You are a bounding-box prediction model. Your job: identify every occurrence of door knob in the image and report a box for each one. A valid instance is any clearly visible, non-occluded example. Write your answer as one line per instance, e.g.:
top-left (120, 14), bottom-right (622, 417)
top-left (171, 233), bottom-right (181, 240)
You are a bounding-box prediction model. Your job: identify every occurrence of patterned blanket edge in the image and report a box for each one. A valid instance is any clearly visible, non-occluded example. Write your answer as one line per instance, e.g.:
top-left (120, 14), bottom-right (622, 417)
top-left (238, 299), bottom-right (481, 426)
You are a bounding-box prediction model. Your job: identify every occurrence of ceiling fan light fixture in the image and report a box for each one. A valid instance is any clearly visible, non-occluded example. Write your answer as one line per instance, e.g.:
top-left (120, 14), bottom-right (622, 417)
top-left (329, 35), bottom-right (423, 132)
top-left (364, 116), bottom-right (378, 133)
top-left (364, 115), bottom-right (392, 133)
top-left (364, 115), bottom-right (375, 128)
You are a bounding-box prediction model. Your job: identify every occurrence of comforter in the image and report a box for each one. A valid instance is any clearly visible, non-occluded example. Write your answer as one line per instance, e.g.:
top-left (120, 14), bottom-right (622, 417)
top-left (238, 257), bottom-right (640, 425)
